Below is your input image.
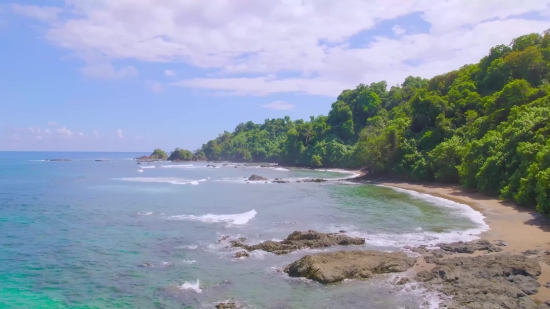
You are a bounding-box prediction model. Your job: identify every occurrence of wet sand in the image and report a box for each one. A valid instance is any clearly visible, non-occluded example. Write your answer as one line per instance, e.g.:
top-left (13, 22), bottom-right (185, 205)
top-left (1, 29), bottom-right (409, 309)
top-left (381, 182), bottom-right (550, 304)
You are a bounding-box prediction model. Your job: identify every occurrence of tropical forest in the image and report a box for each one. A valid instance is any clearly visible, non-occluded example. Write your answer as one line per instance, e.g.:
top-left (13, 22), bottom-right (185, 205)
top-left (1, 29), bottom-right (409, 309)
top-left (164, 30), bottom-right (550, 216)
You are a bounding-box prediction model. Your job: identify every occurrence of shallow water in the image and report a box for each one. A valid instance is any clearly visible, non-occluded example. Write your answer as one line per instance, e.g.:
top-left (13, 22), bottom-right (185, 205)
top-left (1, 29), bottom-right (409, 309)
top-left (0, 152), bottom-right (487, 308)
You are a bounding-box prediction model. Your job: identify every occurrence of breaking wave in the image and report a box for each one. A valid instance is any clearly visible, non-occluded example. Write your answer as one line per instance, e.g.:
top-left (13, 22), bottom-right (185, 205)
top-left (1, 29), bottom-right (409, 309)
top-left (168, 209), bottom-right (257, 225)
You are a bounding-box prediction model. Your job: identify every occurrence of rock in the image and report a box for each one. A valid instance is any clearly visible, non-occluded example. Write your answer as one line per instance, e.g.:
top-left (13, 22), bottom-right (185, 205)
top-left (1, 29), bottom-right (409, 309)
top-left (415, 254), bottom-right (542, 309)
top-left (234, 251), bottom-right (249, 258)
top-left (339, 230), bottom-right (347, 233)
top-left (508, 275), bottom-right (541, 295)
top-left (494, 240), bottom-right (509, 247)
top-left (218, 235), bottom-right (230, 242)
top-left (215, 302), bottom-right (236, 309)
top-left (396, 277), bottom-right (410, 285)
top-left (238, 237), bottom-right (247, 242)
top-left (272, 180), bottom-right (289, 183)
top-left (546, 281), bottom-right (550, 289)
top-left (523, 249), bottom-right (540, 255)
top-left (248, 174), bottom-right (268, 181)
top-left (436, 240), bottom-right (503, 254)
top-left (47, 158), bottom-right (71, 162)
top-left (284, 251), bottom-right (417, 284)
top-left (232, 230), bottom-right (365, 255)
top-left (303, 178), bottom-right (327, 183)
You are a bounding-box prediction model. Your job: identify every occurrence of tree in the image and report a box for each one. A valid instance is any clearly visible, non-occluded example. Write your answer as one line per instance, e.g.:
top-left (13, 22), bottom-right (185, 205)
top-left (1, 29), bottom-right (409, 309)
top-left (151, 149), bottom-right (167, 160)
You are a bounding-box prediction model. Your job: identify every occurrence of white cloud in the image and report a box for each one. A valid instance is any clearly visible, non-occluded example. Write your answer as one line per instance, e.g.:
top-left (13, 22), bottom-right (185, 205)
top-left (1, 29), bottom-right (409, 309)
top-left (261, 101), bottom-right (294, 110)
top-left (78, 132), bottom-right (84, 137)
top-left (117, 129), bottom-right (123, 139)
top-left (11, 4), bottom-right (62, 22)
top-left (15, 0), bottom-right (550, 96)
top-left (48, 121), bottom-right (57, 126)
top-left (57, 127), bottom-right (73, 137)
top-left (164, 70), bottom-right (176, 77)
top-left (80, 64), bottom-right (138, 80)
top-left (145, 80), bottom-right (163, 93)
top-left (172, 75), bottom-right (347, 96)
top-left (92, 130), bottom-right (100, 138)
top-left (392, 25), bottom-right (406, 36)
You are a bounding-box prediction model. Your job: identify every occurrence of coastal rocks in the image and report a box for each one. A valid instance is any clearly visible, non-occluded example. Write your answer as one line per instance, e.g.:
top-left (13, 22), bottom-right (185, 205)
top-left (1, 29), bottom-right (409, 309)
top-left (234, 251), bottom-right (249, 258)
top-left (284, 251), bottom-right (417, 284)
top-left (231, 230), bottom-right (365, 255)
top-left (248, 174), bottom-right (268, 181)
top-left (47, 158), bottom-right (71, 161)
top-left (436, 239), bottom-right (503, 254)
top-left (303, 178), bottom-right (327, 183)
top-left (408, 240), bottom-right (502, 261)
top-left (415, 254), bottom-right (542, 309)
top-left (272, 179), bottom-right (289, 184)
top-left (215, 302), bottom-right (236, 309)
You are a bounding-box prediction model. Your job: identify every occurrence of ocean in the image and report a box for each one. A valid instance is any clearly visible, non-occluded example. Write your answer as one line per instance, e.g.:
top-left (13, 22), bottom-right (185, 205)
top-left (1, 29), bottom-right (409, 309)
top-left (0, 152), bottom-right (488, 308)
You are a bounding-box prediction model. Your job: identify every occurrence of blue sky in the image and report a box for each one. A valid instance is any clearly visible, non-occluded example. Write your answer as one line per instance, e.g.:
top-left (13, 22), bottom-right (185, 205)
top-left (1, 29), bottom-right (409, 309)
top-left (1, 0), bottom-right (549, 152)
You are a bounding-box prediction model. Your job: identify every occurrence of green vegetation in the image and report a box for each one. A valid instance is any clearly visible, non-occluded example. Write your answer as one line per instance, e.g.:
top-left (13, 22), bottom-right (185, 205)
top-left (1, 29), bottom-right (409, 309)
top-left (167, 148), bottom-right (194, 161)
top-left (150, 149), bottom-right (167, 160)
top-left (163, 30), bottom-right (550, 216)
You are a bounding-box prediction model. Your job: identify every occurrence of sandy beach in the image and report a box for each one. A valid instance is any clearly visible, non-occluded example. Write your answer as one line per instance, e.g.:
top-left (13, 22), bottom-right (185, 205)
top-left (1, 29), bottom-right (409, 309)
top-left (381, 182), bottom-right (550, 304)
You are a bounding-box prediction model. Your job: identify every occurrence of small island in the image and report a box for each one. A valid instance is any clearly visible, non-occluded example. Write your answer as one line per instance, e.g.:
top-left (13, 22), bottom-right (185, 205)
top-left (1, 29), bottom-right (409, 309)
top-left (136, 148), bottom-right (207, 162)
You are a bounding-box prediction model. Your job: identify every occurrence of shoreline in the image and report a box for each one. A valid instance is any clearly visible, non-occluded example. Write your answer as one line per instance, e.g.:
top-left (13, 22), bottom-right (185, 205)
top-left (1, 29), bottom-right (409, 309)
top-left (380, 181), bottom-right (550, 304)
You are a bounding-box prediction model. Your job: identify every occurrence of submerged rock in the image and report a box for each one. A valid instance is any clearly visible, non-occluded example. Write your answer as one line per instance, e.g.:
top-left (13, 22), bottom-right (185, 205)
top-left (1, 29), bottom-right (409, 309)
top-left (234, 251), bottom-right (249, 258)
top-left (303, 178), bottom-right (327, 183)
top-left (232, 230), bottom-right (365, 255)
top-left (415, 254), bottom-right (542, 309)
top-left (218, 235), bottom-right (231, 242)
top-left (47, 158), bottom-right (71, 162)
top-left (215, 302), bottom-right (236, 309)
top-left (248, 174), bottom-right (268, 181)
top-left (284, 251), bottom-right (417, 284)
top-left (272, 180), bottom-right (289, 183)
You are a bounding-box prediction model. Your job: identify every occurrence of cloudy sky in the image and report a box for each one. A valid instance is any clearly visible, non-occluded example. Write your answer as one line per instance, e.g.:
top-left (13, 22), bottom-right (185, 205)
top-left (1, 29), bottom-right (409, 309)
top-left (1, 0), bottom-right (550, 152)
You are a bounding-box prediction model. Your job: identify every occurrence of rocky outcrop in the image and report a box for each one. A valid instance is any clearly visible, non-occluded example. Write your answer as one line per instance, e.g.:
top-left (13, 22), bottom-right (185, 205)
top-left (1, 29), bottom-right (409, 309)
top-left (303, 178), bottom-right (327, 183)
top-left (231, 230), bottom-right (365, 255)
top-left (284, 251), bottom-right (417, 284)
top-left (248, 174), bottom-right (268, 181)
top-left (47, 158), bottom-right (71, 161)
top-left (215, 302), bottom-right (236, 309)
top-left (437, 239), bottom-right (503, 253)
top-left (234, 251), bottom-right (249, 258)
top-left (408, 240), bottom-right (503, 262)
top-left (415, 254), bottom-right (542, 309)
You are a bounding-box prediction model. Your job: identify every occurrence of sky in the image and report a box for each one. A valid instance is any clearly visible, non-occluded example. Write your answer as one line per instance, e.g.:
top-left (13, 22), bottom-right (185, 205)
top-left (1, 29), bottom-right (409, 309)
top-left (1, 0), bottom-right (550, 152)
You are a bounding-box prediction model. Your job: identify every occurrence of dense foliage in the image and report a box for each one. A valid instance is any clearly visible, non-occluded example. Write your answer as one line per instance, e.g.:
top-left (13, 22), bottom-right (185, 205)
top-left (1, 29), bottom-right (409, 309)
top-left (167, 148), bottom-right (194, 161)
top-left (196, 30), bottom-right (550, 215)
top-left (150, 149), bottom-right (167, 160)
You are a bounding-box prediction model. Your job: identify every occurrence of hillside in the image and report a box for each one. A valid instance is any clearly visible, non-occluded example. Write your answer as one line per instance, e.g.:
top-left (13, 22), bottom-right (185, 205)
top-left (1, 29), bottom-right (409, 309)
top-left (195, 30), bottom-right (550, 216)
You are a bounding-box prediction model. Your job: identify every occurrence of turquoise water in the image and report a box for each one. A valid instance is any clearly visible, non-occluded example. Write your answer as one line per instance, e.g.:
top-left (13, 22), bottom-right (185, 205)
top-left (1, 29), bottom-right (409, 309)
top-left (0, 152), bottom-right (486, 308)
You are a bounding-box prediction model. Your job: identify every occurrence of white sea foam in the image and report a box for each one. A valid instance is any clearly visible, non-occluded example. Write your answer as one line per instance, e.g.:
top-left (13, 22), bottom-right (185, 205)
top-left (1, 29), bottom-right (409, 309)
top-left (137, 212), bottom-right (153, 216)
top-left (198, 179), bottom-right (207, 182)
top-left (271, 167), bottom-right (289, 171)
top-left (137, 169), bottom-right (144, 173)
top-left (141, 166), bottom-right (156, 169)
top-left (331, 186), bottom-right (490, 248)
top-left (168, 209), bottom-right (257, 225)
top-left (178, 279), bottom-right (202, 293)
top-left (175, 245), bottom-right (198, 250)
top-left (115, 177), bottom-right (201, 185)
top-left (379, 185), bottom-right (488, 231)
top-left (181, 259), bottom-right (197, 264)
top-left (30, 159), bottom-right (47, 162)
top-left (161, 164), bottom-right (194, 168)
